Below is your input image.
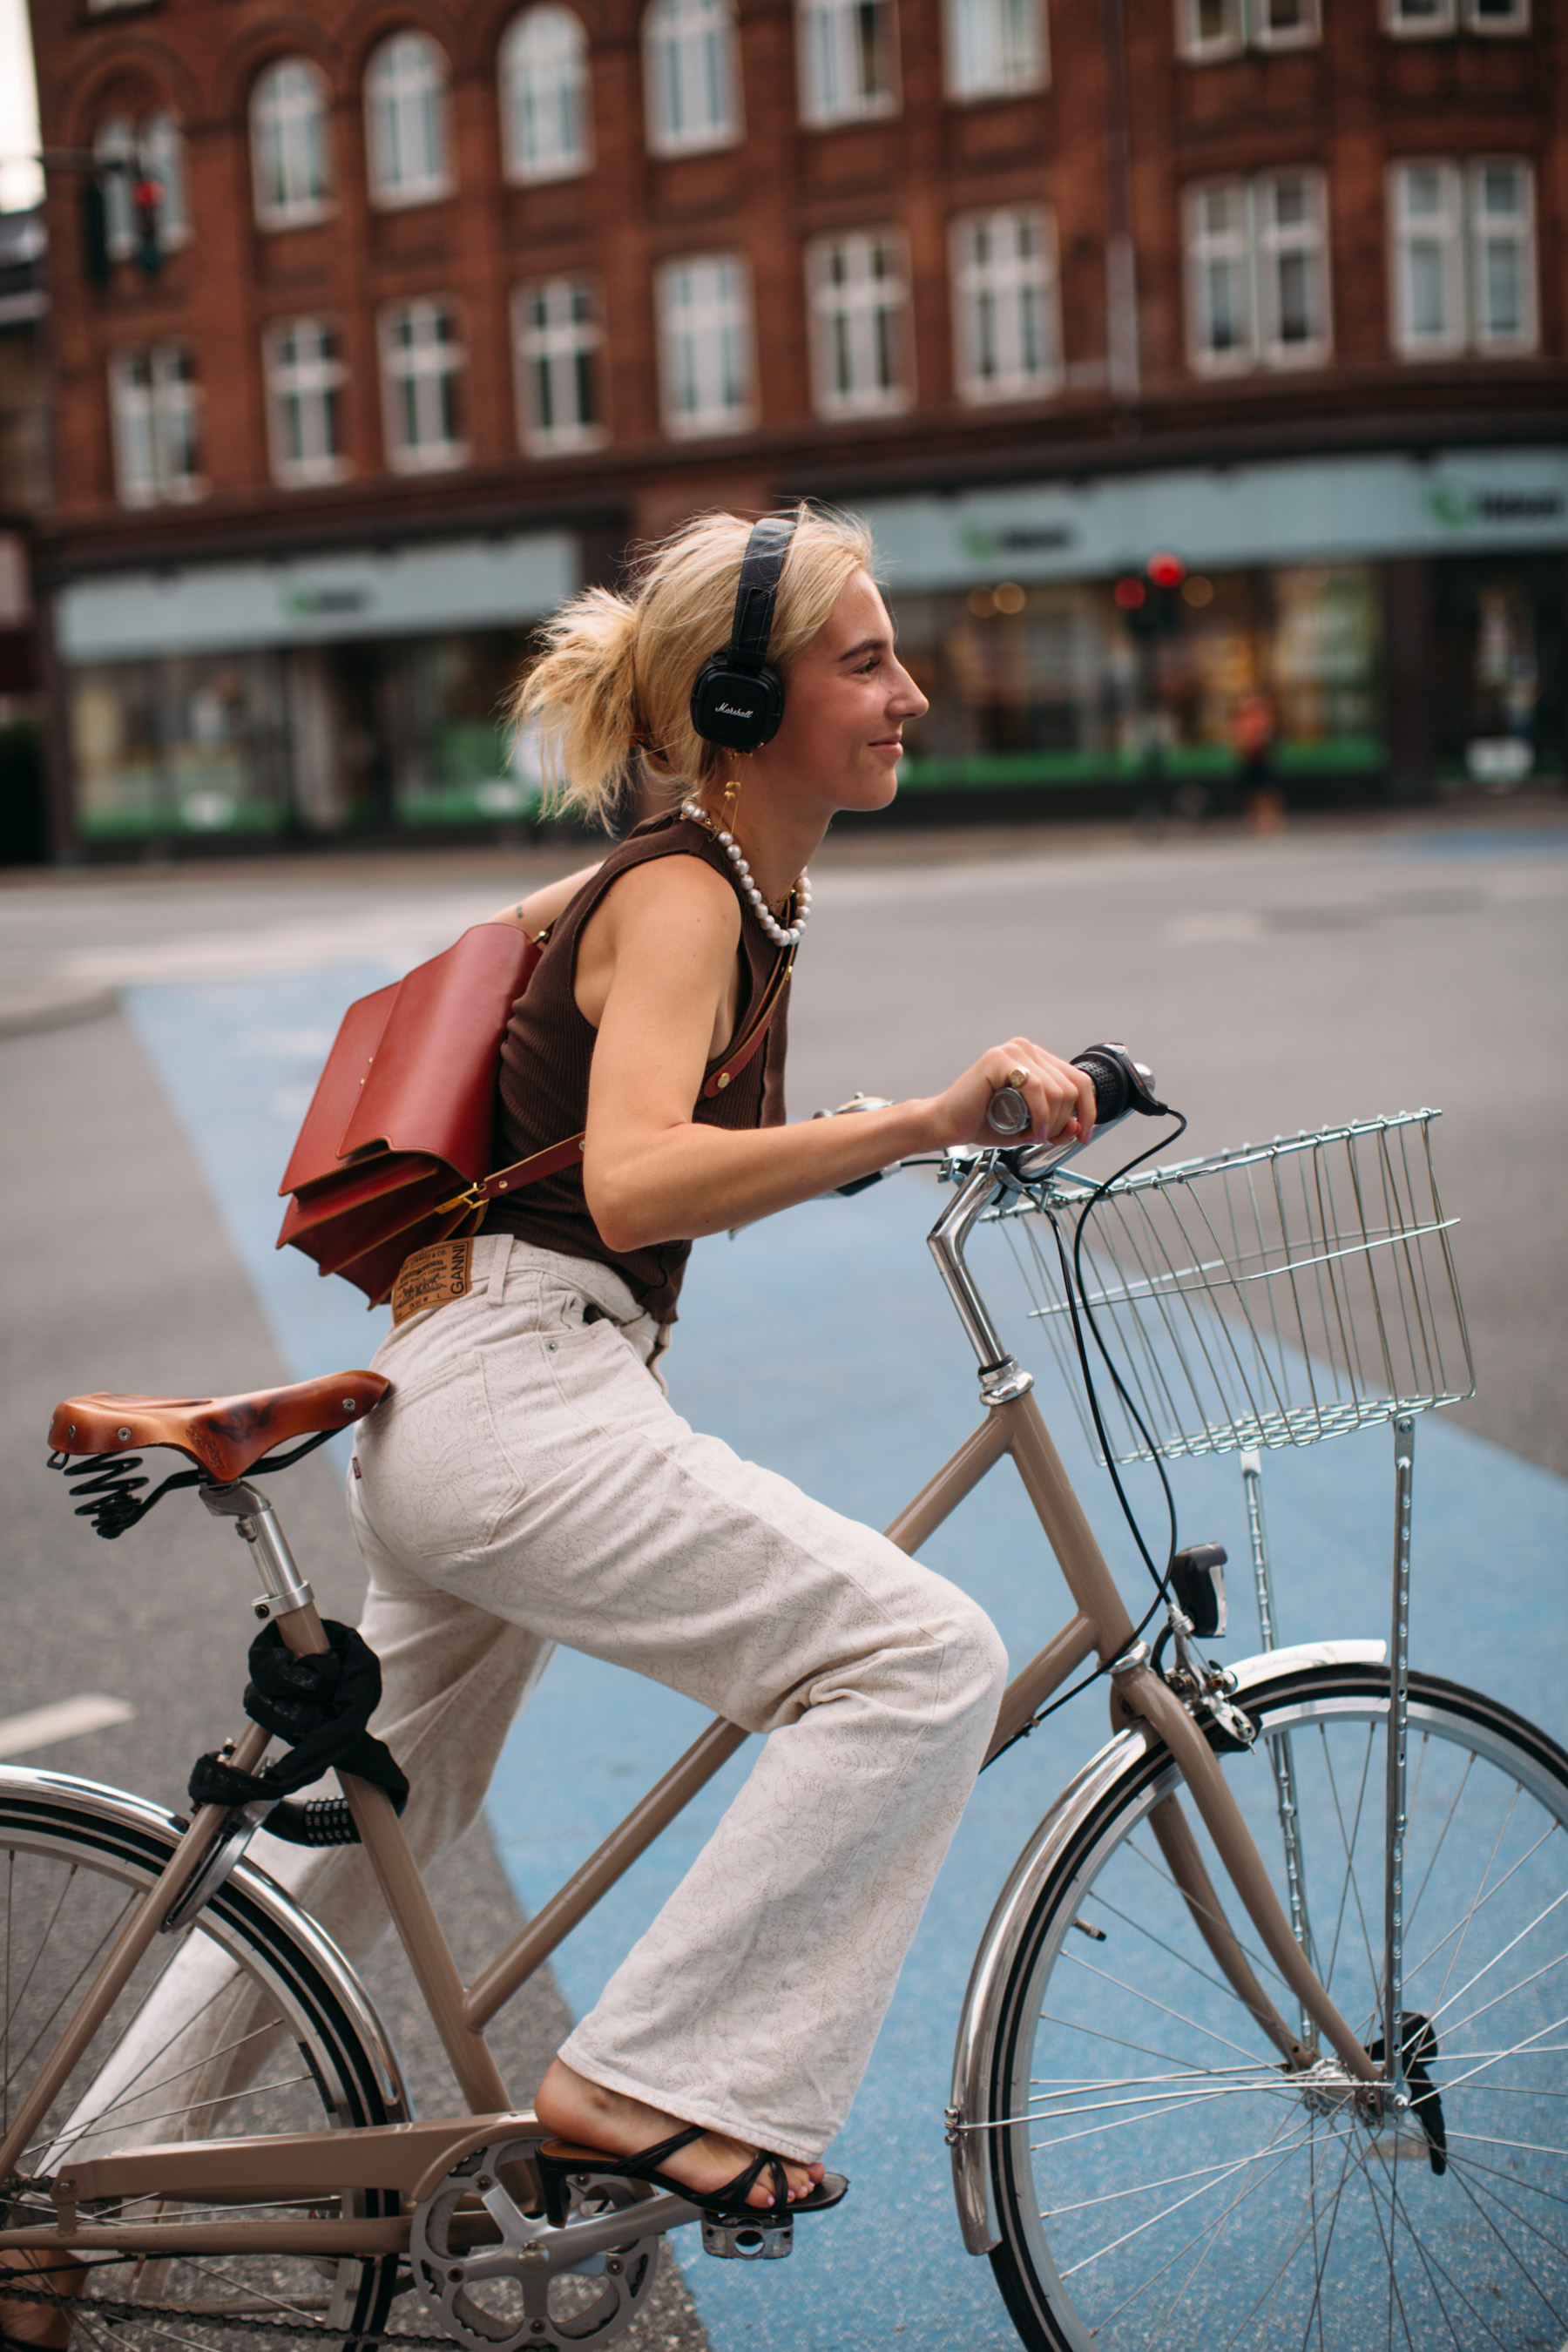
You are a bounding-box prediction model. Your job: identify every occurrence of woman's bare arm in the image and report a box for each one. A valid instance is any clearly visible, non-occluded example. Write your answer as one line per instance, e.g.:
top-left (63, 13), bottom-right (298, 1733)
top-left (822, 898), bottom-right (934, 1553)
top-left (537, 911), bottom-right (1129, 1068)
top-left (581, 860), bottom-right (1094, 1254)
top-left (487, 862), bottom-right (602, 939)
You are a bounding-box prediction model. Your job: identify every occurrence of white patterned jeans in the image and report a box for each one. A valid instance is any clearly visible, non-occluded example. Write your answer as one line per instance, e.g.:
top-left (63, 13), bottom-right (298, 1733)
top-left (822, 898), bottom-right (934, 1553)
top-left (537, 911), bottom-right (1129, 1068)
top-left (58, 1236), bottom-right (1007, 2166)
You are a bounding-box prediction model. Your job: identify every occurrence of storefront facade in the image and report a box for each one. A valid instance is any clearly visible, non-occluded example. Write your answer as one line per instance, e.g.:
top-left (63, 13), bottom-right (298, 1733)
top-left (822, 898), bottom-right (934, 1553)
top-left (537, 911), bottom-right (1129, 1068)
top-left (55, 530), bottom-right (576, 842)
top-left (865, 447), bottom-right (1567, 806)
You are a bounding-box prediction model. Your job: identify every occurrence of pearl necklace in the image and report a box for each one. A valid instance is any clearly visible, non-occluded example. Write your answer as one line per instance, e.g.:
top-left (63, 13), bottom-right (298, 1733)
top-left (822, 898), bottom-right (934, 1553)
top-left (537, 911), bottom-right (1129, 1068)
top-left (679, 798), bottom-right (812, 950)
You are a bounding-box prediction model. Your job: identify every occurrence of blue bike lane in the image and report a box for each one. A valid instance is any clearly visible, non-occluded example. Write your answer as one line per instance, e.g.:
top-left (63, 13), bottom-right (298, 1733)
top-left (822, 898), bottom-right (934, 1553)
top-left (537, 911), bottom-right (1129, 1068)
top-left (125, 966), bottom-right (1566, 2352)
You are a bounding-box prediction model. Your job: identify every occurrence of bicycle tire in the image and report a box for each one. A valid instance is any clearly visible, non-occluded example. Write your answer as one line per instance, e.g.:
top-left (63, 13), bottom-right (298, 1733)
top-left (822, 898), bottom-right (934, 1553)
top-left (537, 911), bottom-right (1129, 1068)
top-left (980, 1662), bottom-right (1568, 2351)
top-left (0, 1767), bottom-right (404, 2352)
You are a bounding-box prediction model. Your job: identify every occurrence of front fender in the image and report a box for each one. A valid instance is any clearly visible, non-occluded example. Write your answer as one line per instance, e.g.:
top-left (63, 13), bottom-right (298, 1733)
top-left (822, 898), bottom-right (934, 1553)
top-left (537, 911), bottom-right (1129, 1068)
top-left (946, 1639), bottom-right (1386, 2254)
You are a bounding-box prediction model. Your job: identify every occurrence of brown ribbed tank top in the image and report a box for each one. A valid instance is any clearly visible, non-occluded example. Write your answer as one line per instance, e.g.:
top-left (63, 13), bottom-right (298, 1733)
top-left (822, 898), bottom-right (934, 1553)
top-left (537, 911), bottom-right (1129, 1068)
top-left (483, 809), bottom-right (792, 1321)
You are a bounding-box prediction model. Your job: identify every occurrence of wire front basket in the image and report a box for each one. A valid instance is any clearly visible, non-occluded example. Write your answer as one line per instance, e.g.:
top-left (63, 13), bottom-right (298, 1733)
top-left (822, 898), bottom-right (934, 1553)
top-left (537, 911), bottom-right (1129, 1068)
top-left (988, 1112), bottom-right (1473, 1468)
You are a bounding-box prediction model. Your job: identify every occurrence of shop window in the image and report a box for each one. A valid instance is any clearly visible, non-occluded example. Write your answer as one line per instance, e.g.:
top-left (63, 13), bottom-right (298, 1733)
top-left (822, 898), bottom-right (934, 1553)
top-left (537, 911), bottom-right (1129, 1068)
top-left (364, 32), bottom-right (453, 208)
top-left (798, 0), bottom-right (900, 126)
top-left (513, 276), bottom-right (605, 452)
top-left (108, 344), bottom-right (203, 506)
top-left (644, 0), bottom-right (743, 157)
top-left (888, 564), bottom-right (1384, 791)
top-left (1389, 159), bottom-right (1535, 355)
top-left (378, 299), bottom-right (469, 470)
top-left (1186, 172), bottom-right (1330, 373)
top-left (943, 0), bottom-right (1046, 96)
top-left (500, 8), bottom-right (593, 183)
top-left (251, 57), bottom-right (334, 228)
top-left (1464, 0), bottom-right (1528, 28)
top-left (1433, 559), bottom-right (1562, 788)
top-left (950, 208), bottom-right (1060, 402)
top-left (71, 654), bottom-right (291, 840)
top-left (655, 253), bottom-right (754, 435)
top-left (94, 112), bottom-right (187, 261)
top-left (263, 319), bottom-right (348, 486)
top-left (806, 228), bottom-right (912, 416)
top-left (1179, 0), bottom-right (1318, 55)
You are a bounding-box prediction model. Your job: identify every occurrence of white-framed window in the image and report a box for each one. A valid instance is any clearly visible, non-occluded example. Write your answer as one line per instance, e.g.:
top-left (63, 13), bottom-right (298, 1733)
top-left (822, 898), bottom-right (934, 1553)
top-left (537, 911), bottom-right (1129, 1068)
top-left (263, 318), bottom-right (348, 485)
top-left (139, 112), bottom-right (189, 247)
top-left (798, 0), bottom-right (900, 125)
top-left (655, 253), bottom-right (754, 436)
top-left (806, 227), bottom-right (912, 416)
top-left (950, 206), bottom-right (1060, 400)
top-left (512, 276), bottom-right (605, 451)
top-left (94, 118), bottom-right (138, 261)
top-left (1465, 0), bottom-right (1528, 30)
top-left (944, 0), bottom-right (1046, 94)
top-left (1253, 0), bottom-right (1320, 44)
top-left (364, 31), bottom-right (453, 207)
top-left (1389, 159), bottom-right (1536, 354)
top-left (1383, 0), bottom-right (1456, 34)
top-left (1469, 159), bottom-right (1536, 347)
top-left (644, 0), bottom-right (743, 156)
top-left (1389, 162), bottom-right (1464, 348)
top-left (378, 298), bottom-right (468, 469)
top-left (1178, 0), bottom-right (1318, 57)
top-left (94, 113), bottom-right (187, 260)
top-left (500, 8), bottom-right (593, 183)
top-left (1185, 171), bottom-right (1329, 370)
top-left (108, 344), bottom-right (203, 506)
top-left (251, 57), bottom-right (334, 227)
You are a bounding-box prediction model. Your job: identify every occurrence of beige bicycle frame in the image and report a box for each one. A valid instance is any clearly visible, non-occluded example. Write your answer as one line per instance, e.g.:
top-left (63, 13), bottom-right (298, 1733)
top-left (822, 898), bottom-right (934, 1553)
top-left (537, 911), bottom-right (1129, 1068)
top-left (0, 1381), bottom-right (1381, 2258)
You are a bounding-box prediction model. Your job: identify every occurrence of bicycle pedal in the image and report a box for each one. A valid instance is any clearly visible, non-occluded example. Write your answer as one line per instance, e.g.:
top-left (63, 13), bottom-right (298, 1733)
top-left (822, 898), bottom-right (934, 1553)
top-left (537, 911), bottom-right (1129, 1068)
top-left (700, 2211), bottom-right (793, 2260)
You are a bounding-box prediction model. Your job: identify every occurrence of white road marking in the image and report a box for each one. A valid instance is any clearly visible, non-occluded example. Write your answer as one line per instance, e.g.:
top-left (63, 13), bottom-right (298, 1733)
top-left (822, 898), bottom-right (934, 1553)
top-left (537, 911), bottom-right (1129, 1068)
top-left (0, 1694), bottom-right (136, 1759)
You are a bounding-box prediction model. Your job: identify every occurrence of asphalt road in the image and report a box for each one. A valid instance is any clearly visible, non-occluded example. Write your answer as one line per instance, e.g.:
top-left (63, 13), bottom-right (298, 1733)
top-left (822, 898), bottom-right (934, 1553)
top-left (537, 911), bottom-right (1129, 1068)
top-left (1, 804), bottom-right (1564, 2351)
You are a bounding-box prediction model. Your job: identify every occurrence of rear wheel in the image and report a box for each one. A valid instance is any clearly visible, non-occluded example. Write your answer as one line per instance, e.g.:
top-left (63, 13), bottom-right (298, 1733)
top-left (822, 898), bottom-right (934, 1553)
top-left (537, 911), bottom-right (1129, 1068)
top-left (983, 1665), bottom-right (1568, 2350)
top-left (0, 1768), bottom-right (403, 2352)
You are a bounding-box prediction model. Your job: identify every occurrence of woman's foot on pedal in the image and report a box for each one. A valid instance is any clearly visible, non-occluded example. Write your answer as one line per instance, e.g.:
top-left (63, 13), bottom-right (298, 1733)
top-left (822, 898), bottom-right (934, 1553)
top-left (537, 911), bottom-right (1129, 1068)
top-left (535, 2059), bottom-right (824, 2211)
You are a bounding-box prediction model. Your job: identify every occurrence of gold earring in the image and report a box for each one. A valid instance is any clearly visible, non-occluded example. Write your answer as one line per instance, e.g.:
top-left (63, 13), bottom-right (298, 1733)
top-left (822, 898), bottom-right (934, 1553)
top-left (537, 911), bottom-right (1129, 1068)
top-left (721, 776), bottom-right (742, 829)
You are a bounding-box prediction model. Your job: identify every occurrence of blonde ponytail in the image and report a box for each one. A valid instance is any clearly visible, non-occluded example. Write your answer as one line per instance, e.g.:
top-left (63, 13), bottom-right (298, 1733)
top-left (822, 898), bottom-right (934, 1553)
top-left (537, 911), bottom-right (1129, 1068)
top-left (508, 504), bottom-right (876, 829)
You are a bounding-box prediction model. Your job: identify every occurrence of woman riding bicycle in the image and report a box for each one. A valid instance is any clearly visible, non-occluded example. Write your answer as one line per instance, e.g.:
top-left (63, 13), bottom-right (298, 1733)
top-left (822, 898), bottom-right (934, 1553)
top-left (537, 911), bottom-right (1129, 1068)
top-left (48, 504), bottom-right (1096, 2234)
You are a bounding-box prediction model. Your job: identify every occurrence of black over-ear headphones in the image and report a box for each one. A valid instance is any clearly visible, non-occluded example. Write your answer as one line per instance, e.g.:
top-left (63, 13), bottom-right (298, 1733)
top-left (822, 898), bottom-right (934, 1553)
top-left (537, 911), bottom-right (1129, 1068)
top-left (688, 512), bottom-right (800, 752)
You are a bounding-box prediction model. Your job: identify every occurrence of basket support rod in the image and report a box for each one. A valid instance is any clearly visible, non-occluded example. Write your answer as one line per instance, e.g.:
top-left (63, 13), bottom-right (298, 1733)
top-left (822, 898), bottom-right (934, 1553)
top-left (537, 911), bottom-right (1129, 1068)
top-left (1382, 1413), bottom-right (1416, 2094)
top-left (1241, 1449), bottom-right (1317, 2041)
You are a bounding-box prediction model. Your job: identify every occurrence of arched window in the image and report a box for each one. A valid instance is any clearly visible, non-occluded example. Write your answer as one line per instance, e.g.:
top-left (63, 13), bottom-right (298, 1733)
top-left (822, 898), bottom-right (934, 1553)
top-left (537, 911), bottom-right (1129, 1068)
top-left (500, 8), bottom-right (592, 182)
top-left (251, 57), bottom-right (334, 227)
top-left (93, 113), bottom-right (187, 260)
top-left (644, 0), bottom-right (742, 158)
top-left (364, 31), bottom-right (453, 207)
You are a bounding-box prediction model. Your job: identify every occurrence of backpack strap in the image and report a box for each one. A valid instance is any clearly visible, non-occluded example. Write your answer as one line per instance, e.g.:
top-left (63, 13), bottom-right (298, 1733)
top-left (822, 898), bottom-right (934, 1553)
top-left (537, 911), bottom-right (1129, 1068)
top-left (436, 941), bottom-right (794, 1219)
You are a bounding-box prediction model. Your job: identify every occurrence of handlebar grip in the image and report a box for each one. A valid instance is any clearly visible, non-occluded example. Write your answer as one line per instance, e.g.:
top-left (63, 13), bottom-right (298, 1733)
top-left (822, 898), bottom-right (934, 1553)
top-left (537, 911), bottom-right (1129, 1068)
top-left (1072, 1050), bottom-right (1134, 1125)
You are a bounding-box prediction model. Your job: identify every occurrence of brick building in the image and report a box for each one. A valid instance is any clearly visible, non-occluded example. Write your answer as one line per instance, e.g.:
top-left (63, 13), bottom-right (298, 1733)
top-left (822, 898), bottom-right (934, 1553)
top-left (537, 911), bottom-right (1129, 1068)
top-left (26, 0), bottom-right (1568, 850)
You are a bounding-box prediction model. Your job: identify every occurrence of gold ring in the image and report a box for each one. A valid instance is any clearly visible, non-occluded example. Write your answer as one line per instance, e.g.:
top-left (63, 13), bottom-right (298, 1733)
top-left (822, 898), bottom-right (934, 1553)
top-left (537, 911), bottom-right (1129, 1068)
top-left (1004, 1067), bottom-right (1029, 1090)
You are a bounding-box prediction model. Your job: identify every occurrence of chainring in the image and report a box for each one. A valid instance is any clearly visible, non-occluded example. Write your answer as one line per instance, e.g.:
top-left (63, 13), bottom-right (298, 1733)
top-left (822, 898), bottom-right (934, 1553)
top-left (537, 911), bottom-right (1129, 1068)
top-left (409, 2136), bottom-right (663, 2352)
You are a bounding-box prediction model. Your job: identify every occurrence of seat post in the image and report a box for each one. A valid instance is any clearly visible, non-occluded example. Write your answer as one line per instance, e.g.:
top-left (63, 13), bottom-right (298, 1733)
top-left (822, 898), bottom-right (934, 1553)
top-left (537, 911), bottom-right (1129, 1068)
top-left (200, 1480), bottom-right (321, 1637)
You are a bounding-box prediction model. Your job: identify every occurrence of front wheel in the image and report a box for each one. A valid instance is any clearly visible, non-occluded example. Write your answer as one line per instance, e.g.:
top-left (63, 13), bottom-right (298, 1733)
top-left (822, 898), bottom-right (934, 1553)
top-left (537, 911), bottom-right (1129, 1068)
top-left (982, 1664), bottom-right (1568, 2351)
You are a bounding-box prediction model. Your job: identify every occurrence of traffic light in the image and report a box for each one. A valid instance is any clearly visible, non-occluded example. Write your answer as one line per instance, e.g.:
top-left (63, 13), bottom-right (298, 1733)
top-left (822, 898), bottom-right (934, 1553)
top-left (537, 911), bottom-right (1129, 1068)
top-left (1115, 553), bottom-right (1187, 639)
top-left (133, 175), bottom-right (163, 275)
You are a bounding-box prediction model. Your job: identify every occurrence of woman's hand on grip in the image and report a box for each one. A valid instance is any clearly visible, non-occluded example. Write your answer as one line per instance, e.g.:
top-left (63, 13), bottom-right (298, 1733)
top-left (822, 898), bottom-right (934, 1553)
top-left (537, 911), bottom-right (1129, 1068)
top-left (925, 1040), bottom-right (1096, 1152)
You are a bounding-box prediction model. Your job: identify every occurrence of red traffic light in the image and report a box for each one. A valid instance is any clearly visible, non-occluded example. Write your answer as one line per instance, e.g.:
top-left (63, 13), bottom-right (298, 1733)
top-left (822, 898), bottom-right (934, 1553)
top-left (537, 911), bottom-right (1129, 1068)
top-left (1113, 577), bottom-right (1147, 611)
top-left (1146, 551), bottom-right (1187, 590)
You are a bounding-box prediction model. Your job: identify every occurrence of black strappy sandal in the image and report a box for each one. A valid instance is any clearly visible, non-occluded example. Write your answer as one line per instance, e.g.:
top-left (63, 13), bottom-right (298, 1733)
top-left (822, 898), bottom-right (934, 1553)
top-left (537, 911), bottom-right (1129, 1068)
top-left (536, 2123), bottom-right (849, 2229)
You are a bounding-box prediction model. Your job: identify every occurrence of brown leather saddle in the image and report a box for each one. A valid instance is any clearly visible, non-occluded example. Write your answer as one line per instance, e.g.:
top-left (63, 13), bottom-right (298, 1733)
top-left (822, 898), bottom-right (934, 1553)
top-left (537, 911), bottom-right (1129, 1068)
top-left (48, 1371), bottom-right (389, 1484)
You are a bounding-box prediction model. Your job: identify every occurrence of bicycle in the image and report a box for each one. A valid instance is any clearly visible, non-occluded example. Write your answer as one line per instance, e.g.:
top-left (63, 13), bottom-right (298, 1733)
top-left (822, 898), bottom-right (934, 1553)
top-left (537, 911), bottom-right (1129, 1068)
top-left (3, 1047), bottom-right (1563, 2352)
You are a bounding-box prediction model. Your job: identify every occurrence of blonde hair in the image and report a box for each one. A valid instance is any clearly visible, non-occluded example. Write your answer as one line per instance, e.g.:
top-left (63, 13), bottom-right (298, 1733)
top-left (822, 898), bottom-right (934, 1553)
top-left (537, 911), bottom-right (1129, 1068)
top-left (508, 504), bottom-right (876, 828)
